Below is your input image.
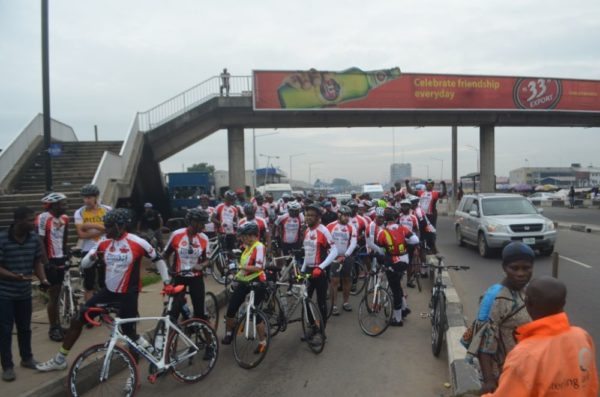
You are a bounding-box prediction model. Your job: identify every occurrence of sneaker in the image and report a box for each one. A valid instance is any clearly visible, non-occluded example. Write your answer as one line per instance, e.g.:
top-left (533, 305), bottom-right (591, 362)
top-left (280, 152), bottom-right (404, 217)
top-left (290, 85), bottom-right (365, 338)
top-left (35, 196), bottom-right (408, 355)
top-left (402, 308), bottom-right (412, 317)
top-left (350, 283), bottom-right (357, 293)
top-left (20, 358), bottom-right (39, 369)
top-left (342, 302), bottom-right (352, 312)
top-left (35, 357), bottom-right (67, 372)
top-left (221, 334), bottom-right (233, 345)
top-left (203, 345), bottom-right (215, 361)
top-left (49, 327), bottom-right (64, 342)
top-left (331, 305), bottom-right (340, 316)
top-left (2, 368), bottom-right (15, 382)
top-left (390, 319), bottom-right (404, 327)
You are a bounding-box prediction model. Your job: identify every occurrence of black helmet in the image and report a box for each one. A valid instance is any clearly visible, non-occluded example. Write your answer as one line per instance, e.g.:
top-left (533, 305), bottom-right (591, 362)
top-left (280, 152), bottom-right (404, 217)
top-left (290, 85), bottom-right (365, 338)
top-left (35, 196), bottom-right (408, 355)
top-left (237, 222), bottom-right (259, 236)
top-left (103, 208), bottom-right (131, 227)
top-left (383, 206), bottom-right (398, 221)
top-left (243, 203), bottom-right (255, 215)
top-left (80, 184), bottom-right (100, 197)
top-left (224, 190), bottom-right (236, 201)
top-left (305, 203), bottom-right (322, 217)
top-left (347, 200), bottom-right (359, 209)
top-left (502, 242), bottom-right (535, 265)
top-left (186, 208), bottom-right (209, 224)
top-left (338, 205), bottom-right (352, 216)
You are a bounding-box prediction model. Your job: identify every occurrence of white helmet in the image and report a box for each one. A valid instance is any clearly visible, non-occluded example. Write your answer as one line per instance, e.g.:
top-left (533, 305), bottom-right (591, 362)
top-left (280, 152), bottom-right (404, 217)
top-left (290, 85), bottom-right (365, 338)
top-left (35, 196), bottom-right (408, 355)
top-left (288, 201), bottom-right (302, 211)
top-left (41, 192), bottom-right (67, 203)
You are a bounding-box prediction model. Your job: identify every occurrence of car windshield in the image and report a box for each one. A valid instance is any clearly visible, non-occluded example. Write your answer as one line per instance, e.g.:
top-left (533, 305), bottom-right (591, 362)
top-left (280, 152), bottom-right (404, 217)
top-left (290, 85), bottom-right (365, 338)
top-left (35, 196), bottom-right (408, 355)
top-left (482, 197), bottom-right (538, 216)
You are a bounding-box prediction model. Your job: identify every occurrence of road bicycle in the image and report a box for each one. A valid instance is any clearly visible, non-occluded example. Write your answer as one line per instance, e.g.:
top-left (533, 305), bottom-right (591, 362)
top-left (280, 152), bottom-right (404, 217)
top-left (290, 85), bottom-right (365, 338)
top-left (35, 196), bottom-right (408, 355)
top-left (429, 255), bottom-right (469, 357)
top-left (207, 236), bottom-right (232, 285)
top-left (349, 248), bottom-right (369, 296)
top-left (406, 245), bottom-right (424, 292)
top-left (358, 260), bottom-right (393, 337)
top-left (57, 249), bottom-right (85, 329)
top-left (66, 289), bottom-right (218, 396)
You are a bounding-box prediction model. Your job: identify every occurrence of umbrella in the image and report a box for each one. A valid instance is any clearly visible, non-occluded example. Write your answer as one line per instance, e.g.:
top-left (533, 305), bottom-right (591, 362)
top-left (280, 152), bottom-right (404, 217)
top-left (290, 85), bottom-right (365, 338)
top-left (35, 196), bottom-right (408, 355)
top-left (543, 184), bottom-right (558, 191)
top-left (535, 185), bottom-right (546, 191)
top-left (513, 183), bottom-right (532, 192)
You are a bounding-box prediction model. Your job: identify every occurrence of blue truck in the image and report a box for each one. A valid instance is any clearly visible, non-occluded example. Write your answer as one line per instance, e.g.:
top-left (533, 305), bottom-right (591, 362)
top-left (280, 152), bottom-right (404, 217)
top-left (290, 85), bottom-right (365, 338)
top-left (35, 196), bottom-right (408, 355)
top-left (166, 172), bottom-right (213, 213)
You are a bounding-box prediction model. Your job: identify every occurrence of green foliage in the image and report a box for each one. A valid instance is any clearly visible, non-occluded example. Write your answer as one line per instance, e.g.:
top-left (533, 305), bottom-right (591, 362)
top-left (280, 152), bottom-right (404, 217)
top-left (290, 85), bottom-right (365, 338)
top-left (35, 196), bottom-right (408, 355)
top-left (187, 162), bottom-right (215, 175)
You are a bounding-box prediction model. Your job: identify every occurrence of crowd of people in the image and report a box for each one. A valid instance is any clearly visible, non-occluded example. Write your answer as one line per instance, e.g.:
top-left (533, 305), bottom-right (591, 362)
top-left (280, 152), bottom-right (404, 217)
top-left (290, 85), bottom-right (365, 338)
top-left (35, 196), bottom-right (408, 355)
top-left (0, 179), bottom-right (597, 396)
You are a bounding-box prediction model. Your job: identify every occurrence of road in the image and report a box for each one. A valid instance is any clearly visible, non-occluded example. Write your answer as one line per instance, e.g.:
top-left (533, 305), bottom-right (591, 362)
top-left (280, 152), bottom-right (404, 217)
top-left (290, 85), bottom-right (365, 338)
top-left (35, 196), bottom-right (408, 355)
top-left (538, 206), bottom-right (600, 227)
top-left (436, 215), bottom-right (600, 368)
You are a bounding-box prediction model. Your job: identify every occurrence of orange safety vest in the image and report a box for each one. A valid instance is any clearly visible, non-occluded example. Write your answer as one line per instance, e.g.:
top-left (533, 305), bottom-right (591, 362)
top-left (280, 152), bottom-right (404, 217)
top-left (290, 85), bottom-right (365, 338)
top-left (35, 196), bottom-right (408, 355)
top-left (381, 227), bottom-right (407, 256)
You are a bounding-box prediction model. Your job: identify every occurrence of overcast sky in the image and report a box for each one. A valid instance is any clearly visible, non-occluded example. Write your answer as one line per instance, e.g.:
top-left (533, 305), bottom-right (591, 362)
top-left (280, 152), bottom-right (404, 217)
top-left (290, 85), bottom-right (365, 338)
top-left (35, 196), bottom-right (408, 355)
top-left (2, 0), bottom-right (600, 184)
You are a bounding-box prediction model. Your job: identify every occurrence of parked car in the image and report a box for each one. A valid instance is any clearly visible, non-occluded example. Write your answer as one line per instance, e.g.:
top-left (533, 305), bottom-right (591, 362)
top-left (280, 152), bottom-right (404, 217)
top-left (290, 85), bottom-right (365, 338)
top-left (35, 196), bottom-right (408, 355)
top-left (455, 193), bottom-right (557, 257)
top-left (527, 192), bottom-right (561, 202)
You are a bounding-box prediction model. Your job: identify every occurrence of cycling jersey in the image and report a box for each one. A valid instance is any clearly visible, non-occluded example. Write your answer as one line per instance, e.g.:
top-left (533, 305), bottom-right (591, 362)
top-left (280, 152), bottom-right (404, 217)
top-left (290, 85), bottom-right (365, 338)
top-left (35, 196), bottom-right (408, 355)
top-left (301, 224), bottom-right (337, 271)
top-left (376, 223), bottom-right (418, 264)
top-left (74, 204), bottom-right (112, 251)
top-left (266, 201), bottom-right (278, 219)
top-left (238, 216), bottom-right (269, 242)
top-left (36, 211), bottom-right (69, 259)
top-left (236, 240), bottom-right (266, 282)
top-left (214, 203), bottom-right (238, 235)
top-left (89, 233), bottom-right (158, 293)
top-left (254, 203), bottom-right (269, 220)
top-left (326, 221), bottom-right (357, 258)
top-left (366, 221), bottom-right (385, 255)
top-left (350, 215), bottom-right (369, 242)
top-left (412, 207), bottom-right (436, 234)
top-left (416, 190), bottom-right (440, 215)
top-left (275, 213), bottom-right (304, 244)
top-left (398, 213), bottom-right (419, 233)
top-left (164, 228), bottom-right (210, 276)
top-left (278, 201), bottom-right (289, 215)
top-left (199, 206), bottom-right (216, 233)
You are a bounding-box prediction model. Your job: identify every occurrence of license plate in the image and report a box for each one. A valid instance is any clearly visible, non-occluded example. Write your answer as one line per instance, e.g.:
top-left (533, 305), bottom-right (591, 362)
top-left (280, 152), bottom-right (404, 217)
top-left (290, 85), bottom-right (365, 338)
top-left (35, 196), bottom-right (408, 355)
top-left (522, 238), bottom-right (536, 245)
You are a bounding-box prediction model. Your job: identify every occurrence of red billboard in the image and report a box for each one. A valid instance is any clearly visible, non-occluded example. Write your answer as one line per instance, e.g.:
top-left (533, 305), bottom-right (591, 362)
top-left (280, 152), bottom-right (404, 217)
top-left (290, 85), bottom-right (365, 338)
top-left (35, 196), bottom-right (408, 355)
top-left (253, 68), bottom-right (600, 112)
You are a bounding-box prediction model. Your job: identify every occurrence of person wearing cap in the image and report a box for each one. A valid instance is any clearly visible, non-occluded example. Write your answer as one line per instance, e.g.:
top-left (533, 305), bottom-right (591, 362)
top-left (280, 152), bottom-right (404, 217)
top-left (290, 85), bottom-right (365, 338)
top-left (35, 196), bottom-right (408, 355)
top-left (321, 201), bottom-right (338, 225)
top-left (466, 242), bottom-right (534, 394)
top-left (398, 199), bottom-right (420, 288)
top-left (329, 196), bottom-right (340, 213)
top-left (212, 190), bottom-right (239, 251)
top-left (198, 194), bottom-right (217, 239)
top-left (238, 203), bottom-right (270, 251)
top-left (278, 193), bottom-right (291, 215)
top-left (405, 178), bottom-right (446, 228)
top-left (234, 188), bottom-right (247, 214)
top-left (137, 202), bottom-right (164, 252)
top-left (253, 194), bottom-right (269, 220)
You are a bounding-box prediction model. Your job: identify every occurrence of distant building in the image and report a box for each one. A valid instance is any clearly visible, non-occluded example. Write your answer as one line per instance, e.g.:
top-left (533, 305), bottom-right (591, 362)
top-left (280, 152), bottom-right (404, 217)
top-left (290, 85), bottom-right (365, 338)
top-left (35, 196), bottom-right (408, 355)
top-left (390, 163), bottom-right (411, 184)
top-left (509, 163), bottom-right (600, 187)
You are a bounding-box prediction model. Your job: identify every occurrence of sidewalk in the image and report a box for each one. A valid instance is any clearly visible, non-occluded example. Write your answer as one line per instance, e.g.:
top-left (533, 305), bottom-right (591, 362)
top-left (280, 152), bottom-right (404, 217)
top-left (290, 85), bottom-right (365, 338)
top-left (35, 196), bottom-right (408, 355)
top-left (6, 277), bottom-right (226, 397)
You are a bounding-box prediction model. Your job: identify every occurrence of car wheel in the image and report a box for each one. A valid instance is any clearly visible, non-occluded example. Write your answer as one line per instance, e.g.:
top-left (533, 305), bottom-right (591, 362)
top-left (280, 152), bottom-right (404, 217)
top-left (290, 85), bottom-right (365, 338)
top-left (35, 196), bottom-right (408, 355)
top-left (455, 226), bottom-right (465, 247)
top-left (478, 232), bottom-right (492, 258)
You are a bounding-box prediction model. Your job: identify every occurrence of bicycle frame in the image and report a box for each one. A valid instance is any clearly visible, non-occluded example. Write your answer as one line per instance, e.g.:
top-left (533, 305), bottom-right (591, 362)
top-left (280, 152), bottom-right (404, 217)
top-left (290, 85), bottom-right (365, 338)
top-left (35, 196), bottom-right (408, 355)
top-left (243, 289), bottom-right (258, 340)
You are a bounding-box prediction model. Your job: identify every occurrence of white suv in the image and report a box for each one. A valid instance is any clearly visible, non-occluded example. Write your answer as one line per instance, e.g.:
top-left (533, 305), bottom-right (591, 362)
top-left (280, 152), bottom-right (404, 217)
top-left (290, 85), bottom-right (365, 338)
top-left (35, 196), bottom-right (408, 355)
top-left (454, 193), bottom-right (557, 257)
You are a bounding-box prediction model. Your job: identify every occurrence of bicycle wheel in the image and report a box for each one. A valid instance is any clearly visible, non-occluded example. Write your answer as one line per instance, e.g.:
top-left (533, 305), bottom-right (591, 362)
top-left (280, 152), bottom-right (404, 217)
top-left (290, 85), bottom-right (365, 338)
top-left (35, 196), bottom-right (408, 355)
top-left (233, 309), bottom-right (271, 369)
top-left (211, 255), bottom-right (227, 285)
top-left (67, 344), bottom-right (138, 397)
top-left (301, 300), bottom-right (326, 354)
top-left (58, 286), bottom-right (76, 329)
top-left (358, 288), bottom-right (393, 337)
top-left (149, 320), bottom-right (167, 376)
top-left (204, 292), bottom-right (219, 331)
top-left (415, 272), bottom-right (422, 292)
top-left (261, 293), bottom-right (286, 337)
top-left (431, 292), bottom-right (446, 357)
top-left (168, 318), bottom-right (219, 383)
top-left (350, 260), bottom-right (368, 296)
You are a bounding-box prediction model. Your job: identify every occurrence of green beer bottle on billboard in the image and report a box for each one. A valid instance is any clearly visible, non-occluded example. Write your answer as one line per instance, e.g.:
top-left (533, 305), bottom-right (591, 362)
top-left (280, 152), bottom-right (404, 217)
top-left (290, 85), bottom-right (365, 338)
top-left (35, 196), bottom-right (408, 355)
top-left (277, 67), bottom-right (401, 109)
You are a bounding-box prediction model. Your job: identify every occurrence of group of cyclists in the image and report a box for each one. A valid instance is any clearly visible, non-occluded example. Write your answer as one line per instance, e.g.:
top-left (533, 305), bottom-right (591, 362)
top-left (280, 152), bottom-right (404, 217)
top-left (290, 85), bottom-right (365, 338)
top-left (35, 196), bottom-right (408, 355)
top-left (27, 178), bottom-right (446, 378)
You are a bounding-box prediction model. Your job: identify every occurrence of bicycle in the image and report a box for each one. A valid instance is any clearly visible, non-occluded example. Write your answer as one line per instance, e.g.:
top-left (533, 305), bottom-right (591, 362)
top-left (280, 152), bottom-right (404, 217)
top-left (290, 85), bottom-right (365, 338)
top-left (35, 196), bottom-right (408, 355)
top-left (406, 245), bottom-right (423, 293)
top-left (67, 292), bottom-right (219, 396)
top-left (349, 248), bottom-right (369, 296)
top-left (57, 249), bottom-right (85, 329)
top-left (429, 255), bottom-right (469, 357)
top-left (207, 236), bottom-right (230, 285)
top-left (358, 260), bottom-right (394, 337)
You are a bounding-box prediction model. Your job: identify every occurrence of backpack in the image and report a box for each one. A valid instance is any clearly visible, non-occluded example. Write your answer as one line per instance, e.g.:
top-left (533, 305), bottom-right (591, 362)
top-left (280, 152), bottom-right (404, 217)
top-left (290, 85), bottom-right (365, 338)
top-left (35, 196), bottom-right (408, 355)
top-left (381, 227), bottom-right (408, 256)
top-left (460, 284), bottom-right (503, 349)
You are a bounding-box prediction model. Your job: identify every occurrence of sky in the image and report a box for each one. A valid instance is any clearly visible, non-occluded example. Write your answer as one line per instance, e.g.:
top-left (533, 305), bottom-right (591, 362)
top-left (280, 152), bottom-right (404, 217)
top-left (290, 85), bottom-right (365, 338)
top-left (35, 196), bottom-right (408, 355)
top-left (1, 0), bottom-right (600, 185)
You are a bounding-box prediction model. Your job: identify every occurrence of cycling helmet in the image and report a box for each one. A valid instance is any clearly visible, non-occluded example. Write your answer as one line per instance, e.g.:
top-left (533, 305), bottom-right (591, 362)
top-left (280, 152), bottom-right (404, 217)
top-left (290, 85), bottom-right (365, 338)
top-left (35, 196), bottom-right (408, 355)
top-left (237, 222), bottom-right (259, 236)
top-left (400, 199), bottom-right (411, 206)
top-left (80, 184), bottom-right (100, 197)
top-left (383, 206), bottom-right (398, 221)
top-left (501, 242), bottom-right (535, 265)
top-left (186, 208), bottom-right (209, 223)
top-left (364, 200), bottom-right (373, 208)
top-left (409, 195), bottom-right (420, 204)
top-left (224, 190), bottom-right (236, 200)
top-left (103, 208), bottom-right (131, 227)
top-left (347, 200), bottom-right (358, 209)
top-left (243, 202), bottom-right (255, 214)
top-left (322, 200), bottom-right (332, 208)
top-left (41, 192), bottom-right (67, 203)
top-left (375, 207), bottom-right (385, 218)
top-left (282, 193), bottom-right (291, 200)
top-left (305, 203), bottom-right (322, 216)
top-left (254, 194), bottom-right (264, 201)
top-left (288, 201), bottom-right (302, 211)
top-left (338, 205), bottom-right (352, 216)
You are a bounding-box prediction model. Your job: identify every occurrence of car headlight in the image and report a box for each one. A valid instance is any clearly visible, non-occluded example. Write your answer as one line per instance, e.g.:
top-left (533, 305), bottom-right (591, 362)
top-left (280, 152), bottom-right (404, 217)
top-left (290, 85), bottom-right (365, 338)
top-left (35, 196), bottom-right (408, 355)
top-left (545, 220), bottom-right (555, 231)
top-left (486, 223), bottom-right (506, 233)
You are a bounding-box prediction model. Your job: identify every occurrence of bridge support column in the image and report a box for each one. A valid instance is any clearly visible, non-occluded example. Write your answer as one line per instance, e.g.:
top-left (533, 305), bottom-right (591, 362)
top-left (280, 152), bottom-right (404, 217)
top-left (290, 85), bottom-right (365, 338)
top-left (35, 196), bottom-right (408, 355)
top-left (228, 127), bottom-right (246, 191)
top-left (479, 125), bottom-right (495, 193)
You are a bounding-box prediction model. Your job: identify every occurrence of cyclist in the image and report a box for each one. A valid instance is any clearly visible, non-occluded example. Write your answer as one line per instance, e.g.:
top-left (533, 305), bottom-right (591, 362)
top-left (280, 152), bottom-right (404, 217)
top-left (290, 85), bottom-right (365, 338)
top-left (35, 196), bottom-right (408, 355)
top-left (405, 178), bottom-right (446, 228)
top-left (278, 193), bottom-right (291, 215)
top-left (409, 195), bottom-right (438, 256)
top-left (301, 204), bottom-right (338, 328)
top-left (264, 193), bottom-right (278, 221)
top-left (329, 195), bottom-right (340, 213)
top-left (235, 188), bottom-right (248, 215)
top-left (36, 208), bottom-right (170, 371)
top-left (37, 193), bottom-right (69, 342)
top-left (347, 201), bottom-right (369, 246)
top-left (137, 202), bottom-right (164, 252)
top-left (326, 206), bottom-right (357, 315)
top-left (376, 207), bottom-right (419, 326)
top-left (198, 194), bottom-right (216, 239)
top-left (238, 203), bottom-right (270, 250)
top-left (221, 223), bottom-right (267, 352)
top-left (275, 201), bottom-right (304, 257)
top-left (74, 184), bottom-right (112, 301)
top-left (212, 190), bottom-right (239, 251)
top-left (253, 194), bottom-right (269, 220)
top-left (366, 207), bottom-right (385, 257)
top-left (162, 208), bottom-right (210, 321)
top-left (398, 199), bottom-right (420, 288)
top-left (321, 201), bottom-right (338, 225)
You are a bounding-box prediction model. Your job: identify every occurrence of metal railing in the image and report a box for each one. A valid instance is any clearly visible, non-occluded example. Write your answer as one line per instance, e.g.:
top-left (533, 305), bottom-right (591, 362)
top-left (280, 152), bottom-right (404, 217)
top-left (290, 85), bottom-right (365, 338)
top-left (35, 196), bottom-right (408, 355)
top-left (137, 75), bottom-right (252, 131)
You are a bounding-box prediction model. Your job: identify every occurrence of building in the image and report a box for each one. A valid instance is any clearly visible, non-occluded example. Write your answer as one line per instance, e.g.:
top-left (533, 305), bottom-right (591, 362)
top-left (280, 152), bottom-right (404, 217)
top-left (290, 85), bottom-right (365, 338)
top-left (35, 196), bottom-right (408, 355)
top-left (509, 164), bottom-right (600, 188)
top-left (390, 163), bottom-right (411, 184)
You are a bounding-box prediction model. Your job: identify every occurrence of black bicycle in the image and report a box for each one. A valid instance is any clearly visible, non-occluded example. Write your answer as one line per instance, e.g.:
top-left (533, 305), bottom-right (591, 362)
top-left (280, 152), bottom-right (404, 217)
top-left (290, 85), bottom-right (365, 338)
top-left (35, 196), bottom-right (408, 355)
top-left (429, 255), bottom-right (469, 357)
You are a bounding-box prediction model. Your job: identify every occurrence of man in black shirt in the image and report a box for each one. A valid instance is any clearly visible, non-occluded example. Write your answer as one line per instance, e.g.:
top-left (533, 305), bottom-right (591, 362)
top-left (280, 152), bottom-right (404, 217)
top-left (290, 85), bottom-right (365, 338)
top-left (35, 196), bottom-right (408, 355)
top-left (321, 201), bottom-right (338, 225)
top-left (137, 203), bottom-right (164, 251)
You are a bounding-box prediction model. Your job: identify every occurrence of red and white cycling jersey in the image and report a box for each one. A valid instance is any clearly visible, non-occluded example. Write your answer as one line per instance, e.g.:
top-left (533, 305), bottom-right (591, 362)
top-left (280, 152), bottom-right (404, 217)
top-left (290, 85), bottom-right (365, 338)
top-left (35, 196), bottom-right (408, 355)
top-left (278, 201), bottom-right (289, 215)
top-left (398, 213), bottom-right (419, 233)
top-left (238, 216), bottom-right (269, 242)
top-left (275, 213), bottom-right (304, 244)
top-left (90, 233), bottom-right (158, 293)
top-left (165, 228), bottom-right (210, 276)
top-left (215, 203), bottom-right (238, 235)
top-left (417, 190), bottom-right (440, 215)
top-left (302, 224), bottom-right (333, 268)
top-left (411, 207), bottom-right (436, 233)
top-left (36, 211), bottom-right (69, 259)
top-left (266, 202), bottom-right (278, 218)
top-left (330, 204), bottom-right (340, 213)
top-left (326, 221), bottom-right (357, 258)
top-left (349, 215), bottom-right (369, 241)
top-left (199, 206), bottom-right (216, 233)
top-left (254, 203), bottom-right (269, 220)
top-left (376, 223), bottom-right (414, 264)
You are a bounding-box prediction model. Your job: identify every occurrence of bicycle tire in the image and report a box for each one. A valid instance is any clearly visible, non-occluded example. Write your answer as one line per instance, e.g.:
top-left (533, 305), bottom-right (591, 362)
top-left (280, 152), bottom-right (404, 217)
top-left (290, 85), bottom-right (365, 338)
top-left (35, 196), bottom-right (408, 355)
top-left (211, 255), bottom-right (227, 285)
top-left (301, 300), bottom-right (326, 354)
top-left (233, 309), bottom-right (271, 369)
top-left (67, 343), bottom-right (138, 397)
top-left (204, 292), bottom-right (219, 331)
top-left (358, 288), bottom-right (393, 337)
top-left (431, 292), bottom-right (446, 357)
top-left (415, 273), bottom-right (422, 293)
top-left (168, 318), bottom-right (219, 383)
top-left (262, 292), bottom-right (286, 337)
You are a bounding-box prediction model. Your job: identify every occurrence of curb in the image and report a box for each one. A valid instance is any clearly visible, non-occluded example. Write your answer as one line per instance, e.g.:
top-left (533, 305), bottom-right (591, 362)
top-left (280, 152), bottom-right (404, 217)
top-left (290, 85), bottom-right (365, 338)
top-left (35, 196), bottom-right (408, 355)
top-left (23, 288), bottom-right (228, 397)
top-left (556, 222), bottom-right (600, 234)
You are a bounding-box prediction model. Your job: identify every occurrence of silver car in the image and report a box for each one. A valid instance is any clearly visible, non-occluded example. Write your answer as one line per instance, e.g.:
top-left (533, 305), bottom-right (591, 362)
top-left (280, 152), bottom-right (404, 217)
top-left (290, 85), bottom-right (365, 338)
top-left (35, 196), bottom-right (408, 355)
top-left (454, 193), bottom-right (557, 257)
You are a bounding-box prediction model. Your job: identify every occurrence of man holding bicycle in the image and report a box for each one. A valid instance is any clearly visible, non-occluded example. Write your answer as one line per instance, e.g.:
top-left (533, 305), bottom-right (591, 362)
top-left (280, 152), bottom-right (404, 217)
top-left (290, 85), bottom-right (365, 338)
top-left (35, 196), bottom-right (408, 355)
top-left (36, 209), bottom-right (170, 372)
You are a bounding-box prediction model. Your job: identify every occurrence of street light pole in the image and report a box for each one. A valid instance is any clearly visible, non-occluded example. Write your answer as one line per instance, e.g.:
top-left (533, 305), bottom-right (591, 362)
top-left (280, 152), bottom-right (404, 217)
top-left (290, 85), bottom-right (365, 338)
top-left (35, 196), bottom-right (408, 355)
top-left (253, 131), bottom-right (279, 189)
top-left (289, 153), bottom-right (306, 182)
top-left (41, 0), bottom-right (53, 192)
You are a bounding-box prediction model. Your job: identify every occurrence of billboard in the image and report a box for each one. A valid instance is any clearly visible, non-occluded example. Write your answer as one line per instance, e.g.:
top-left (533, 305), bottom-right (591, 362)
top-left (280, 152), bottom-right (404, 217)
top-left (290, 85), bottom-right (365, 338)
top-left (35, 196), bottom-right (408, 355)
top-left (253, 68), bottom-right (600, 112)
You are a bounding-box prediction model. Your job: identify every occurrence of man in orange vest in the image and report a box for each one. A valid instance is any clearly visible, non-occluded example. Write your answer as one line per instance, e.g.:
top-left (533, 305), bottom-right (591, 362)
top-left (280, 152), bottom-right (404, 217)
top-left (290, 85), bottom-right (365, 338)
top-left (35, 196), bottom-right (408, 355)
top-left (483, 276), bottom-right (598, 396)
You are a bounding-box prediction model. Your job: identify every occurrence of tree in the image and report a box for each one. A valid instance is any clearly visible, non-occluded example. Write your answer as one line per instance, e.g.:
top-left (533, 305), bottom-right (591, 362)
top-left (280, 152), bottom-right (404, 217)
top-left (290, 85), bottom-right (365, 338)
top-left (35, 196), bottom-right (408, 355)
top-left (331, 178), bottom-right (351, 188)
top-left (187, 163), bottom-right (215, 175)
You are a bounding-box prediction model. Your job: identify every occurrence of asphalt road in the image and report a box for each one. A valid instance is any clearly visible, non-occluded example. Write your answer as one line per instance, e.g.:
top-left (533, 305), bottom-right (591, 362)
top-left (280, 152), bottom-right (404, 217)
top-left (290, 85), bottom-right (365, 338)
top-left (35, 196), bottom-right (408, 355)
top-left (537, 206), bottom-right (600, 227)
top-left (436, 215), bottom-right (600, 368)
top-left (125, 281), bottom-right (452, 397)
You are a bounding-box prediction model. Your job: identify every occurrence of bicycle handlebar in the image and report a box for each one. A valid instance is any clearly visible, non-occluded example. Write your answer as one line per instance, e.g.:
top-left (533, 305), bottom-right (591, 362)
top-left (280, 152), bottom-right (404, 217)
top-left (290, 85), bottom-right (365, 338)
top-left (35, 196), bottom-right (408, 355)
top-left (83, 307), bottom-right (115, 327)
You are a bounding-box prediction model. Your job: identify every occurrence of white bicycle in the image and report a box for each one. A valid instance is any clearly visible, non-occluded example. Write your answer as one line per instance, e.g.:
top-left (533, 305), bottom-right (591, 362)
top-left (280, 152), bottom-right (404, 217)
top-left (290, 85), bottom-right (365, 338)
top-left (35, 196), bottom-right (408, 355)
top-left (358, 259), bottom-right (393, 337)
top-left (58, 249), bottom-right (85, 329)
